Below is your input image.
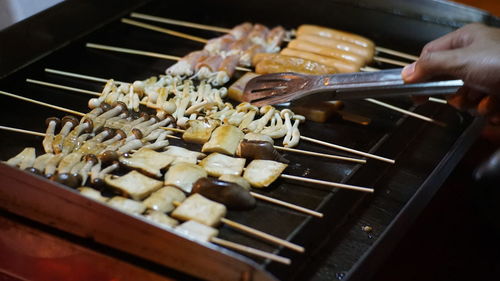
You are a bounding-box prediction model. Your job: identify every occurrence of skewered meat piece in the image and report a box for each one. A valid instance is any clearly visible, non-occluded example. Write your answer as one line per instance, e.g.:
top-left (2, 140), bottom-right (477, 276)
top-left (43, 117), bottom-right (60, 153)
top-left (119, 148), bottom-right (175, 178)
top-left (201, 124), bottom-right (244, 156)
top-left (229, 22), bottom-right (253, 40)
top-left (164, 162), bottom-right (207, 193)
top-left (243, 159), bottom-right (288, 188)
top-left (167, 50), bottom-right (210, 77)
top-left (265, 25), bottom-right (286, 52)
top-left (195, 54), bottom-right (224, 80)
top-left (182, 119), bottom-right (220, 144)
top-left (5, 147), bottom-right (36, 170)
top-left (171, 193), bottom-right (227, 227)
top-left (204, 34), bottom-right (235, 54)
top-left (218, 175), bottom-right (251, 190)
top-left (162, 146), bottom-right (206, 165)
top-left (198, 152), bottom-right (246, 177)
top-left (213, 54), bottom-right (240, 85)
top-left (143, 186), bottom-right (186, 213)
top-left (192, 178), bottom-right (255, 210)
top-left (237, 140), bottom-right (288, 163)
top-left (143, 210), bottom-right (179, 228)
top-left (78, 187), bottom-right (108, 203)
top-left (175, 220), bottom-right (219, 243)
top-left (107, 196), bottom-right (146, 215)
top-left (105, 170), bottom-right (163, 200)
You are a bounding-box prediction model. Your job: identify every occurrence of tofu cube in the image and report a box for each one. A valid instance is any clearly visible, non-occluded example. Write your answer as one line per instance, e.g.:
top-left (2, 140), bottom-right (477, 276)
top-left (171, 194), bottom-right (226, 227)
top-left (175, 220), bottom-right (219, 243)
top-left (199, 153), bottom-right (246, 177)
top-left (143, 186), bottom-right (186, 213)
top-left (105, 170), bottom-right (163, 200)
top-left (107, 196), bottom-right (146, 215)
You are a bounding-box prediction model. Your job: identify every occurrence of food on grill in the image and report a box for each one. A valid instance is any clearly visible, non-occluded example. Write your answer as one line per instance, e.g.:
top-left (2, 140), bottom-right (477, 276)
top-left (287, 39), bottom-right (365, 67)
top-left (296, 24), bottom-right (375, 50)
top-left (228, 72), bottom-right (259, 102)
top-left (5, 147), bottom-right (36, 170)
top-left (182, 119), bottom-right (220, 144)
top-left (119, 148), bottom-right (174, 178)
top-left (143, 210), bottom-right (179, 228)
top-left (52, 116), bottom-right (79, 154)
top-left (78, 187), bottom-right (108, 203)
top-left (296, 33), bottom-right (373, 63)
top-left (107, 196), bottom-right (147, 215)
top-left (218, 174), bottom-right (251, 190)
top-left (164, 162), bottom-right (207, 193)
top-left (198, 152), bottom-right (246, 177)
top-left (237, 140), bottom-right (288, 163)
top-left (243, 159), bottom-right (288, 188)
top-left (243, 132), bottom-right (274, 144)
top-left (201, 124), bottom-right (244, 156)
top-left (171, 193), bottom-right (227, 227)
top-left (43, 117), bottom-right (60, 153)
top-left (175, 220), bottom-right (219, 243)
top-left (143, 186), bottom-right (186, 213)
top-left (253, 53), bottom-right (338, 75)
top-left (280, 47), bottom-right (359, 73)
top-left (167, 50), bottom-right (210, 77)
top-left (192, 177), bottom-right (255, 210)
top-left (162, 146), bottom-right (206, 165)
top-left (105, 170), bottom-right (163, 200)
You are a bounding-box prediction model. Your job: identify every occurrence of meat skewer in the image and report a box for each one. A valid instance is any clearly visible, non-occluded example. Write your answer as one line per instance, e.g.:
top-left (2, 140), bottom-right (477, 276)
top-left (128, 13), bottom-right (419, 61)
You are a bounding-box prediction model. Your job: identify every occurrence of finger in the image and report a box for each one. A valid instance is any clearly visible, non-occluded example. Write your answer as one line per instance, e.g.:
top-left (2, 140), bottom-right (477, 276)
top-left (402, 49), bottom-right (463, 83)
top-left (488, 112), bottom-right (500, 125)
top-left (420, 24), bottom-right (477, 54)
top-left (447, 92), bottom-right (469, 110)
top-left (455, 87), bottom-right (485, 110)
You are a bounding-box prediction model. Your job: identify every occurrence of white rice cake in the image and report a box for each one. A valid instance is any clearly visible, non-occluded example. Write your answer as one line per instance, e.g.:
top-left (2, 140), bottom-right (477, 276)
top-left (243, 159), bottom-right (288, 188)
top-left (199, 153), bottom-right (246, 177)
top-left (78, 187), bottom-right (108, 203)
top-left (143, 210), bottom-right (179, 229)
top-left (119, 148), bottom-right (175, 178)
top-left (164, 162), bottom-right (207, 193)
top-left (175, 220), bottom-right (219, 243)
top-left (107, 196), bottom-right (146, 215)
top-left (218, 175), bottom-right (251, 190)
top-left (162, 146), bottom-right (206, 165)
top-left (171, 194), bottom-right (226, 227)
top-left (105, 170), bottom-right (163, 200)
top-left (143, 186), bottom-right (186, 213)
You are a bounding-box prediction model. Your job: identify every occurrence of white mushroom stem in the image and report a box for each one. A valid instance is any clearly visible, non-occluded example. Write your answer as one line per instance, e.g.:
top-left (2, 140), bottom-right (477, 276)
top-left (90, 160), bottom-right (102, 183)
top-left (287, 115), bottom-right (304, 148)
top-left (247, 106), bottom-right (275, 133)
top-left (98, 162), bottom-right (120, 179)
top-left (43, 120), bottom-right (58, 153)
top-left (281, 110), bottom-right (294, 147)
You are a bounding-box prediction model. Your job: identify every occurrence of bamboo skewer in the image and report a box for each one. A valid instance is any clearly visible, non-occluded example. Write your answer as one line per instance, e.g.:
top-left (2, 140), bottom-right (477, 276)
top-left (300, 136), bottom-right (394, 164)
top-left (0, 90), bottom-right (85, 117)
top-left (365, 98), bottom-right (446, 127)
top-left (219, 217), bottom-right (304, 252)
top-left (122, 18), bottom-right (208, 44)
top-left (45, 68), bottom-right (125, 84)
top-left (274, 146), bottom-right (365, 164)
top-left (26, 79), bottom-right (100, 96)
top-left (127, 14), bottom-right (417, 64)
top-left (210, 237), bottom-right (290, 264)
top-left (0, 126), bottom-right (45, 137)
top-left (428, 97), bottom-right (447, 104)
top-left (373, 56), bottom-right (409, 67)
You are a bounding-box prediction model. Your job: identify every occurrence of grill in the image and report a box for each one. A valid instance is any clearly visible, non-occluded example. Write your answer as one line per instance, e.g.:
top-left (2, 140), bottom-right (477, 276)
top-left (0, 0), bottom-right (497, 280)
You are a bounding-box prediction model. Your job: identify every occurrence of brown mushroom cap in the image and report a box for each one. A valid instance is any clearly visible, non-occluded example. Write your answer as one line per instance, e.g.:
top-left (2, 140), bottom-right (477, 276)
top-left (114, 129), bottom-right (127, 140)
top-left (131, 128), bottom-right (143, 139)
top-left (83, 154), bottom-right (98, 164)
top-left (82, 119), bottom-right (94, 134)
top-left (163, 114), bottom-right (176, 124)
top-left (45, 117), bottom-right (61, 128)
top-left (113, 101), bottom-right (128, 113)
top-left (191, 178), bottom-right (256, 210)
top-left (51, 172), bottom-right (82, 188)
top-left (25, 167), bottom-right (42, 175)
top-left (237, 140), bottom-right (289, 163)
top-left (61, 115), bottom-right (79, 128)
top-left (98, 150), bottom-right (119, 164)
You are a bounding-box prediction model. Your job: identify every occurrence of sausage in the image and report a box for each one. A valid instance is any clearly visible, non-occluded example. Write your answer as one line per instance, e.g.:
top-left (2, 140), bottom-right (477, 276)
top-left (297, 33), bottom-right (374, 63)
top-left (280, 48), bottom-right (359, 73)
top-left (297, 24), bottom-right (375, 50)
top-left (288, 39), bottom-right (365, 67)
top-left (255, 54), bottom-right (337, 75)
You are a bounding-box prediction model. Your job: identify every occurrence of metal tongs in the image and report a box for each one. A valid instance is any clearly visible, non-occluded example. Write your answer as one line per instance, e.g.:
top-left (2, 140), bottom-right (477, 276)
top-left (243, 68), bottom-right (463, 106)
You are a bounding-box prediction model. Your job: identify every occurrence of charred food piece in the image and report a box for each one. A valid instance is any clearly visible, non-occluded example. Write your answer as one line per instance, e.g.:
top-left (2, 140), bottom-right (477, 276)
top-left (237, 140), bottom-right (289, 163)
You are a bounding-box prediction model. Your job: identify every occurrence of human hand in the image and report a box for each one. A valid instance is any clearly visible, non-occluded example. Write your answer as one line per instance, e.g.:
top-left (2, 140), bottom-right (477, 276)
top-left (402, 23), bottom-right (500, 123)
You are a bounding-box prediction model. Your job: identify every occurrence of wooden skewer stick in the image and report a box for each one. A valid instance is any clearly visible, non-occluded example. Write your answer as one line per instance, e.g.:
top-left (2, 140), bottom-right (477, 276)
top-left (0, 90), bottom-right (85, 117)
top-left (210, 237), bottom-right (290, 265)
top-left (365, 98), bottom-right (446, 127)
top-left (274, 146), bottom-right (366, 164)
top-left (219, 217), bottom-right (304, 253)
top-left (45, 68), bottom-right (125, 84)
top-left (300, 135), bottom-right (394, 164)
top-left (373, 56), bottom-right (409, 67)
top-left (129, 13), bottom-right (418, 63)
top-left (428, 97), bottom-right (447, 104)
top-left (86, 43), bottom-right (253, 72)
top-left (375, 47), bottom-right (419, 61)
top-left (280, 174), bottom-right (373, 193)
top-left (0, 125), bottom-right (45, 137)
top-left (122, 18), bottom-right (208, 44)
top-left (26, 79), bottom-right (100, 96)
top-left (249, 192), bottom-right (322, 218)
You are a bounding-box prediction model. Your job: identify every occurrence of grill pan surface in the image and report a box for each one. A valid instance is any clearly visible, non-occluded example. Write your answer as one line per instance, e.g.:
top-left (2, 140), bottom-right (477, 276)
top-left (0, 0), bottom-right (492, 280)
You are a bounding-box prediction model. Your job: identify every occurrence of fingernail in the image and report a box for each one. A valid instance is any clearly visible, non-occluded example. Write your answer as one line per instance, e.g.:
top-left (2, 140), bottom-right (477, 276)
top-left (402, 62), bottom-right (416, 78)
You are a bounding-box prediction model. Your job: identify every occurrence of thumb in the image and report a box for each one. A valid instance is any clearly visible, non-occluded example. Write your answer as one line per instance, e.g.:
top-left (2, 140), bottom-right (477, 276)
top-left (402, 50), bottom-right (463, 83)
